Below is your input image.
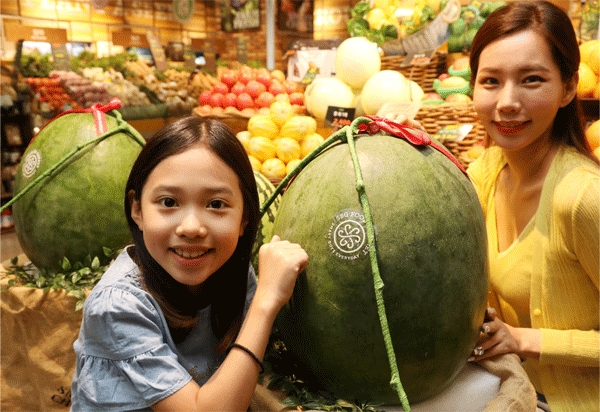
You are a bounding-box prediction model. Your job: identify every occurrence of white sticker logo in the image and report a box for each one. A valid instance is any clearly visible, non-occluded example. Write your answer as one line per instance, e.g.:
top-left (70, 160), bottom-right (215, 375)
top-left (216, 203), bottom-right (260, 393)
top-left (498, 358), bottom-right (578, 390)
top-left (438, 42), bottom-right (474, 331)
top-left (327, 209), bottom-right (369, 260)
top-left (22, 149), bottom-right (41, 179)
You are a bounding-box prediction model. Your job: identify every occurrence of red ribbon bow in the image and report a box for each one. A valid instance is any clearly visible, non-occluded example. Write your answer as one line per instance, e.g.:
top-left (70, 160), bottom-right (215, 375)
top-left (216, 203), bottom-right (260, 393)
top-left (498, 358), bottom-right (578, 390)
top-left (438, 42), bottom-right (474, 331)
top-left (357, 115), bottom-right (467, 175)
top-left (31, 98), bottom-right (123, 145)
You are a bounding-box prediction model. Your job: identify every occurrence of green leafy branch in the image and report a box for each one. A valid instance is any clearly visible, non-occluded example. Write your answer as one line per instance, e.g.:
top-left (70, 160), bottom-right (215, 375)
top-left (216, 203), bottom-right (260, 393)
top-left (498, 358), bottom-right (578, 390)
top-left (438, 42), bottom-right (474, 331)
top-left (263, 331), bottom-right (385, 412)
top-left (2, 247), bottom-right (120, 311)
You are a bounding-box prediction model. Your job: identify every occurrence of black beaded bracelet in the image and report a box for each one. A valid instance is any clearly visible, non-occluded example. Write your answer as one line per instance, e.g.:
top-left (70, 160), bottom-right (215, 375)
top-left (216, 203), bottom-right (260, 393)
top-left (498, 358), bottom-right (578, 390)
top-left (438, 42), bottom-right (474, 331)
top-left (227, 343), bottom-right (264, 374)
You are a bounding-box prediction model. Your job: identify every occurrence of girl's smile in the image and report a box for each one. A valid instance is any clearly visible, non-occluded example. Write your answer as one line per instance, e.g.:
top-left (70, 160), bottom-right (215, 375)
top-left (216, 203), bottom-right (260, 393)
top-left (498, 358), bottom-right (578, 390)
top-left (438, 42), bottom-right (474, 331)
top-left (131, 145), bottom-right (247, 288)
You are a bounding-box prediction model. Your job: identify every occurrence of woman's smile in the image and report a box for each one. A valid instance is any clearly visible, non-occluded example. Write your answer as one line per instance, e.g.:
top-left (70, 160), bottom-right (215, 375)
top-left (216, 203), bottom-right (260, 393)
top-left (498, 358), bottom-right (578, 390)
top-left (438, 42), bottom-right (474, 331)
top-left (493, 121), bottom-right (529, 135)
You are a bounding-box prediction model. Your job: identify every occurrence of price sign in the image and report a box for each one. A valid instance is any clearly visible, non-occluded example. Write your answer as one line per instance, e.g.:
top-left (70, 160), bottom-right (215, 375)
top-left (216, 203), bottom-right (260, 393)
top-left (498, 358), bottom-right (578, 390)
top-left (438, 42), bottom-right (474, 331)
top-left (52, 43), bottom-right (71, 71)
top-left (236, 37), bottom-right (248, 64)
top-left (432, 123), bottom-right (473, 143)
top-left (183, 43), bottom-right (196, 69)
top-left (325, 106), bottom-right (355, 129)
top-left (146, 31), bottom-right (167, 71)
top-left (4, 23), bottom-right (67, 43)
top-left (111, 30), bottom-right (150, 48)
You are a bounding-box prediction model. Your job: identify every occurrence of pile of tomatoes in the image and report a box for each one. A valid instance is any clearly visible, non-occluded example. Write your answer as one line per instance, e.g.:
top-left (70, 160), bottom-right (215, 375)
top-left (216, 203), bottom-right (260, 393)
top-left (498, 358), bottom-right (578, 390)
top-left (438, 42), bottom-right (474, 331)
top-left (25, 77), bottom-right (81, 114)
top-left (197, 65), bottom-right (304, 116)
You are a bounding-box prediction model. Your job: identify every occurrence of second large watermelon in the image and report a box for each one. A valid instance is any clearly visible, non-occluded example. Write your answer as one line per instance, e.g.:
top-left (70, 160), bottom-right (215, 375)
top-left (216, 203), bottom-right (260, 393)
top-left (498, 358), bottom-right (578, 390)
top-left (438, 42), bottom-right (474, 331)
top-left (273, 132), bottom-right (488, 405)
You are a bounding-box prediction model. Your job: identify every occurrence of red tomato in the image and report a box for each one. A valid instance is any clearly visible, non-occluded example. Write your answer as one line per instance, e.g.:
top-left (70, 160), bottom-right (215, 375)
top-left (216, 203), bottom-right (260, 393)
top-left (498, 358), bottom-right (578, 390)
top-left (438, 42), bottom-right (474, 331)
top-left (289, 92), bottom-right (304, 106)
top-left (223, 92), bottom-right (238, 108)
top-left (231, 82), bottom-right (246, 96)
top-left (199, 90), bottom-right (212, 105)
top-left (209, 92), bottom-right (225, 108)
top-left (236, 93), bottom-right (255, 110)
top-left (220, 70), bottom-right (239, 89)
top-left (245, 79), bottom-right (267, 99)
top-left (213, 82), bottom-right (230, 95)
top-left (255, 91), bottom-right (276, 108)
top-left (269, 81), bottom-right (285, 96)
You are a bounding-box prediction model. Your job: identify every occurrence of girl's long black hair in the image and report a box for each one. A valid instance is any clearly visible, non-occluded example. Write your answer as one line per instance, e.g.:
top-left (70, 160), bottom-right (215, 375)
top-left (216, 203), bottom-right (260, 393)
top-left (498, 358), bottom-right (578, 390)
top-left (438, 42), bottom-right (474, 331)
top-left (124, 116), bottom-right (260, 350)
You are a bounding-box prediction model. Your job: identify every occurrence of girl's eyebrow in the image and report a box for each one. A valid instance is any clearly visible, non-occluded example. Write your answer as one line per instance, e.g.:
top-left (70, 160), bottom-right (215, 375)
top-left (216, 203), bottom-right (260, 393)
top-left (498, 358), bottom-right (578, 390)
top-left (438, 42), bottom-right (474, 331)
top-left (151, 184), bottom-right (235, 196)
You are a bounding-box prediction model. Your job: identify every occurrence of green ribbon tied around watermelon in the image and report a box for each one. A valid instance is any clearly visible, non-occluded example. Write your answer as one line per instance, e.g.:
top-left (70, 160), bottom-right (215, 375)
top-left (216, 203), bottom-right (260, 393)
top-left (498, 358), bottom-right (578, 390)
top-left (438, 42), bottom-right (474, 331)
top-left (0, 98), bottom-right (145, 213)
top-left (261, 116), bottom-right (467, 412)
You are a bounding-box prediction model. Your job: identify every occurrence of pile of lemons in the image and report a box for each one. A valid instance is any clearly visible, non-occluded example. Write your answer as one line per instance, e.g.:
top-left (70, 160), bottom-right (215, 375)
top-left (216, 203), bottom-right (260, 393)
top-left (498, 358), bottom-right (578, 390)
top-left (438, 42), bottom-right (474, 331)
top-left (236, 100), bottom-right (326, 181)
top-left (577, 39), bottom-right (600, 99)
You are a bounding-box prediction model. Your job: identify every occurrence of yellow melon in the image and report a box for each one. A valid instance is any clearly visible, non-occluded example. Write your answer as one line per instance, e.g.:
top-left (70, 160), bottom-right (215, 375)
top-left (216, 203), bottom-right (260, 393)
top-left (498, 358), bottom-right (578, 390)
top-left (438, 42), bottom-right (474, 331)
top-left (585, 119), bottom-right (600, 151)
top-left (577, 63), bottom-right (598, 98)
top-left (580, 40), bottom-right (600, 75)
top-left (261, 158), bottom-right (287, 180)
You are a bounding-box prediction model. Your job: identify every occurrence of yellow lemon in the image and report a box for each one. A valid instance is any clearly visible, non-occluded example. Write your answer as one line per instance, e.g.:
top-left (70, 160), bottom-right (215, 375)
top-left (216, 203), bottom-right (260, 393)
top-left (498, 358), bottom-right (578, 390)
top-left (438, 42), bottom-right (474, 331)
top-left (248, 136), bottom-right (277, 163)
top-left (577, 62), bottom-right (598, 98)
top-left (261, 158), bottom-right (287, 180)
top-left (594, 146), bottom-right (600, 160)
top-left (585, 119), bottom-right (600, 151)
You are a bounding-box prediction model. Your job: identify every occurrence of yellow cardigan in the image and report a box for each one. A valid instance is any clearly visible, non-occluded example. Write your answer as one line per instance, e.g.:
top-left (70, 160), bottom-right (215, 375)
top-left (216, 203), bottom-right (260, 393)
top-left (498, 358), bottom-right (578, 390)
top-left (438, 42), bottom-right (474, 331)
top-left (467, 145), bottom-right (600, 412)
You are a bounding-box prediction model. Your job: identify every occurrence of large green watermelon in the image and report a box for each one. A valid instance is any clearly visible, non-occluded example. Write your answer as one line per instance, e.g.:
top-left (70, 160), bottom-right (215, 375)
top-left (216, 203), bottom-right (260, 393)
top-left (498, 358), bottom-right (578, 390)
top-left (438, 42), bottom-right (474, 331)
top-left (251, 171), bottom-right (280, 269)
top-left (12, 107), bottom-right (144, 272)
top-left (273, 130), bottom-right (488, 405)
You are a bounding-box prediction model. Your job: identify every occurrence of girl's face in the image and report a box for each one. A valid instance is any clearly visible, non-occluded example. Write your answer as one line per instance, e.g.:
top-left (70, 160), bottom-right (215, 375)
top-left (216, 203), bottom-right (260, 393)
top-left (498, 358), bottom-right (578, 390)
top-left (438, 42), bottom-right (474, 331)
top-left (131, 145), bottom-right (247, 290)
top-left (473, 30), bottom-right (576, 153)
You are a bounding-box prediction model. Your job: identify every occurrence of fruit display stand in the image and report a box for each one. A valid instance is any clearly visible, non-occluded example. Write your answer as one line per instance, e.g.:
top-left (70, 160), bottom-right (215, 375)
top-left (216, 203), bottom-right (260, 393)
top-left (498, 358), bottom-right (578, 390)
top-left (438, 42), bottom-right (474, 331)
top-left (380, 51), bottom-right (448, 94)
top-left (414, 103), bottom-right (487, 168)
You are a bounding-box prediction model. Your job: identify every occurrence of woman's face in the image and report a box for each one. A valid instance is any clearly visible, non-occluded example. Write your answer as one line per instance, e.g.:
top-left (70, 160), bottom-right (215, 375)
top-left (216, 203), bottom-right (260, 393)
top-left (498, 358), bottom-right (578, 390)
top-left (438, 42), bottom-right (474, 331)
top-left (131, 145), bottom-right (247, 290)
top-left (473, 30), bottom-right (576, 153)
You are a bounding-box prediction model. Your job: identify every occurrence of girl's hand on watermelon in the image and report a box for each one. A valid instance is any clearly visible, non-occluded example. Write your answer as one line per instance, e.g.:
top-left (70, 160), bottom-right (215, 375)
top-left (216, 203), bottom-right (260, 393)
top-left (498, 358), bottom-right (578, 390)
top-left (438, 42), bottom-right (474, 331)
top-left (469, 308), bottom-right (541, 362)
top-left (255, 235), bottom-right (309, 311)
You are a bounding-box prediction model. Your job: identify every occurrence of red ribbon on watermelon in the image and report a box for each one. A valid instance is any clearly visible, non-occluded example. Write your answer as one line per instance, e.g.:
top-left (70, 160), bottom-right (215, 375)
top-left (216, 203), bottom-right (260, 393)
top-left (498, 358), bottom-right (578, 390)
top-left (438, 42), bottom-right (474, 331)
top-left (357, 115), bottom-right (467, 175)
top-left (32, 97), bottom-right (123, 144)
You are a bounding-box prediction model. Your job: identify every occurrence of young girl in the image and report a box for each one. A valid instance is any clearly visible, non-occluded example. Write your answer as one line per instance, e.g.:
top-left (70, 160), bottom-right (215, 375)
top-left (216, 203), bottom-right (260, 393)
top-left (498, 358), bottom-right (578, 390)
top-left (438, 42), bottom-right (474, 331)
top-left (71, 116), bottom-right (308, 411)
top-left (465, 2), bottom-right (599, 411)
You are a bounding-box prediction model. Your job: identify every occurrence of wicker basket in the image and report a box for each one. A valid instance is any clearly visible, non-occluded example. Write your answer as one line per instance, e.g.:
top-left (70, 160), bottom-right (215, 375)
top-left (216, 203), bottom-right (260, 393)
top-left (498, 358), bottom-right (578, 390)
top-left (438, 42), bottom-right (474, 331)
top-left (192, 107), bottom-right (251, 135)
top-left (414, 103), bottom-right (487, 168)
top-left (380, 52), bottom-right (447, 94)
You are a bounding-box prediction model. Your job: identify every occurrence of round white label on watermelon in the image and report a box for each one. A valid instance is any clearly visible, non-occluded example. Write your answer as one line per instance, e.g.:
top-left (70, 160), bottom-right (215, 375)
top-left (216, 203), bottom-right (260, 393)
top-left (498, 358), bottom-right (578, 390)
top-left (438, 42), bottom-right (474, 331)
top-left (22, 149), bottom-right (41, 179)
top-left (327, 209), bottom-right (369, 260)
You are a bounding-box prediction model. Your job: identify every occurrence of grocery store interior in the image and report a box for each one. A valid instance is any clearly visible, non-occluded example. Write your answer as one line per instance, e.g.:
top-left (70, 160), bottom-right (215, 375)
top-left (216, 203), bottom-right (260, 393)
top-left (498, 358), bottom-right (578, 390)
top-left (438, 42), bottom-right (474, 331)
top-left (1, 0), bottom-right (599, 410)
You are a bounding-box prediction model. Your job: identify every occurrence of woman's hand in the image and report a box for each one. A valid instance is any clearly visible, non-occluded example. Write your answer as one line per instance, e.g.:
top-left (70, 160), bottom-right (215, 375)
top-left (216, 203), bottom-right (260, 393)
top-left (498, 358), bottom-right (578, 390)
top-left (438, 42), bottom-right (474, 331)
top-left (255, 235), bottom-right (308, 312)
top-left (469, 308), bottom-right (541, 361)
top-left (392, 113), bottom-right (426, 132)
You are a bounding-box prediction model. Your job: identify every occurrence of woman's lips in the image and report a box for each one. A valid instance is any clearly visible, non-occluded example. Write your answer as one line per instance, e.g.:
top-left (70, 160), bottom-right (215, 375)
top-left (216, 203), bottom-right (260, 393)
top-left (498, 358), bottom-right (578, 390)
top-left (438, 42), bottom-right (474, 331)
top-left (494, 122), bottom-right (528, 135)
